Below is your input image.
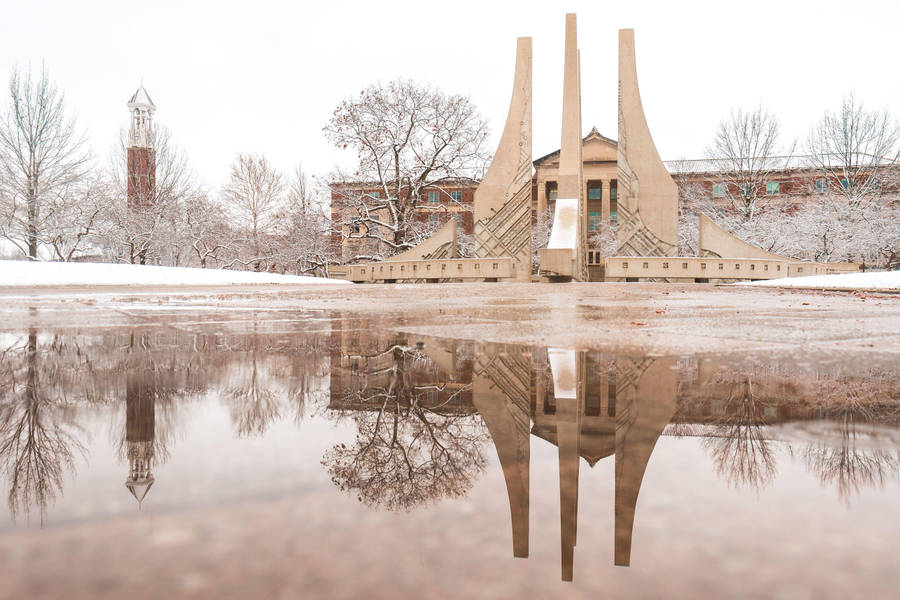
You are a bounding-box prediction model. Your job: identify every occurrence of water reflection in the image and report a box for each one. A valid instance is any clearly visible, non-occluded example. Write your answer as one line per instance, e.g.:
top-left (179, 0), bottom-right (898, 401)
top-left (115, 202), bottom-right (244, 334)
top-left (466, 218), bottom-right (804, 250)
top-left (0, 331), bottom-right (86, 523)
top-left (324, 337), bottom-right (488, 510)
top-left (0, 317), bottom-right (898, 584)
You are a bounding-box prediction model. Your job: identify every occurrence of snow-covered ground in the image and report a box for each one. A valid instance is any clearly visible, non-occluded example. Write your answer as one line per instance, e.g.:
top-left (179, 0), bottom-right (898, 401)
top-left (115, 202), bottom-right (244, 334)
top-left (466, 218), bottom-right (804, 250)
top-left (0, 260), bottom-right (350, 287)
top-left (739, 270), bottom-right (900, 291)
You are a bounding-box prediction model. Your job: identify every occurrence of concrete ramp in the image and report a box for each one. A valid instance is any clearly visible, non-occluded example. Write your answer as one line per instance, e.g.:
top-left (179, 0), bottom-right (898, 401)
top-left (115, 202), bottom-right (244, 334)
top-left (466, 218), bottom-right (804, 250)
top-left (698, 214), bottom-right (783, 260)
top-left (388, 219), bottom-right (457, 262)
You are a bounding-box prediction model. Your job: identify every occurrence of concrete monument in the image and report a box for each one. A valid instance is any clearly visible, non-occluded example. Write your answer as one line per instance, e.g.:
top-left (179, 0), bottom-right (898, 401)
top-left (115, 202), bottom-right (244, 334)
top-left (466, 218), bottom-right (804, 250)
top-left (540, 13), bottom-right (588, 281)
top-left (616, 29), bottom-right (679, 257)
top-left (473, 37), bottom-right (533, 282)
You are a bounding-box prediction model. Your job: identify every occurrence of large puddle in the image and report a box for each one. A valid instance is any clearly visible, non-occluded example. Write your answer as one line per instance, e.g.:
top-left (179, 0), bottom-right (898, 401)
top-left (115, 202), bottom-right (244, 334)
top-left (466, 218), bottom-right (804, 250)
top-left (1, 308), bottom-right (898, 598)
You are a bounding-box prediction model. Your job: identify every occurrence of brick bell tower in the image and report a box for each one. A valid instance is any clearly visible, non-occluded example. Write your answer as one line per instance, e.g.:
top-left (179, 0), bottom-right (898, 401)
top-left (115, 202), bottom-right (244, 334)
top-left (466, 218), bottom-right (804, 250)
top-left (126, 85), bottom-right (156, 209)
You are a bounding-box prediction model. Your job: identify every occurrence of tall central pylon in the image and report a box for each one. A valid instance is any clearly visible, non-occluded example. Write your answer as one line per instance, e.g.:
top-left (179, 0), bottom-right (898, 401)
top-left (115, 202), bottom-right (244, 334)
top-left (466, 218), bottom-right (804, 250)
top-left (539, 13), bottom-right (588, 281)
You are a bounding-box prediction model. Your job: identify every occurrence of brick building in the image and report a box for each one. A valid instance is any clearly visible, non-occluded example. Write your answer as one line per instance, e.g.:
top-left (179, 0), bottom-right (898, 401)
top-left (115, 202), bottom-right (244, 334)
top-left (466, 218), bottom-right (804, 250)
top-left (664, 155), bottom-right (900, 202)
top-left (330, 180), bottom-right (476, 263)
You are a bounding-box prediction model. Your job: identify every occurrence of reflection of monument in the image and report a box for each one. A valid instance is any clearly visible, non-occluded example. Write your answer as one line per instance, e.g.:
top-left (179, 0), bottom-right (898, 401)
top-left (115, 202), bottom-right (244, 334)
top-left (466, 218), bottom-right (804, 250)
top-left (125, 372), bottom-right (156, 506)
top-left (472, 343), bottom-right (676, 581)
top-left (470, 344), bottom-right (532, 557)
top-left (535, 352), bottom-right (674, 579)
top-left (325, 324), bottom-right (898, 580)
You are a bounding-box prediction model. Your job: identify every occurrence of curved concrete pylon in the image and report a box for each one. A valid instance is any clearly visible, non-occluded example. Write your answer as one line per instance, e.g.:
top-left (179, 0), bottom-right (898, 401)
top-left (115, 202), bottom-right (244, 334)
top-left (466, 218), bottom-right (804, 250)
top-left (472, 346), bottom-right (532, 558)
top-left (617, 29), bottom-right (678, 257)
top-left (473, 37), bottom-right (533, 282)
top-left (613, 358), bottom-right (678, 566)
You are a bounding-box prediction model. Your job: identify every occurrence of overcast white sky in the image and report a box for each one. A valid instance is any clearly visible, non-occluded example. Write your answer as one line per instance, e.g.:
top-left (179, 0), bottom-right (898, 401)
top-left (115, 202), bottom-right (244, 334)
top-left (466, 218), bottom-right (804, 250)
top-left (1, 0), bottom-right (898, 190)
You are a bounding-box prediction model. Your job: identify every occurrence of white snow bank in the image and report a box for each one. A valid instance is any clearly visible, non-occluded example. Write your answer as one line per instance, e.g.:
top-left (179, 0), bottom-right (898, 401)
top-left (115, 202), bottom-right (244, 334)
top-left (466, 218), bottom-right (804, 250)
top-left (547, 198), bottom-right (578, 249)
top-left (739, 270), bottom-right (900, 291)
top-left (0, 260), bottom-right (350, 288)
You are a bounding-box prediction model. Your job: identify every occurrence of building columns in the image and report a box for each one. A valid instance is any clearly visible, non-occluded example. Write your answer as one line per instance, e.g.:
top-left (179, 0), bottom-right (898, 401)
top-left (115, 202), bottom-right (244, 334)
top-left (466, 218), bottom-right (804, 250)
top-left (602, 180), bottom-right (611, 223)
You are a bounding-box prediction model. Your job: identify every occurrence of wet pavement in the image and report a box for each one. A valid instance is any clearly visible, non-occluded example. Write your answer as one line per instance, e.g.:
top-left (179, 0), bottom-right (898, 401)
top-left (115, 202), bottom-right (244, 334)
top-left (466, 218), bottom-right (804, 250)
top-left (0, 296), bottom-right (898, 599)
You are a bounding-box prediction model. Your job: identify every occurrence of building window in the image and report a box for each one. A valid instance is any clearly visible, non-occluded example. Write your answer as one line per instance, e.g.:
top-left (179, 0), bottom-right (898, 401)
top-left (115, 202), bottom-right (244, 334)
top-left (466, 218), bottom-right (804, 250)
top-left (815, 178), bottom-right (827, 193)
top-left (587, 182), bottom-right (602, 200)
top-left (452, 213), bottom-right (462, 227)
top-left (712, 183), bottom-right (726, 197)
top-left (428, 214), bottom-right (439, 226)
top-left (840, 178), bottom-right (849, 189)
top-left (610, 197), bottom-right (618, 224)
top-left (370, 191), bottom-right (380, 199)
top-left (547, 182), bottom-right (558, 203)
top-left (738, 183), bottom-right (751, 197)
top-left (427, 190), bottom-right (439, 203)
top-left (588, 211), bottom-right (602, 231)
top-left (766, 182), bottom-right (780, 195)
top-left (450, 190), bottom-right (463, 202)
top-left (350, 220), bottom-right (361, 234)
top-left (610, 180), bottom-right (617, 200)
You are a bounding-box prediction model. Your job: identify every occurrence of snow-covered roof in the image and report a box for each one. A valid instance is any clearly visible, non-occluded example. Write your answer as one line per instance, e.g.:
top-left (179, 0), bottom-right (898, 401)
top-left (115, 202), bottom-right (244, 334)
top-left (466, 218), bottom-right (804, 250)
top-left (664, 153), bottom-right (898, 175)
top-left (128, 85), bottom-right (156, 110)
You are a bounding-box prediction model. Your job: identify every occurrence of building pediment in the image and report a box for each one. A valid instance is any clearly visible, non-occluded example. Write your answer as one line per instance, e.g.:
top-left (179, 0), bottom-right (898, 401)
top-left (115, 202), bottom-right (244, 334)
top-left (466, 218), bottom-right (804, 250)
top-left (533, 126), bottom-right (618, 168)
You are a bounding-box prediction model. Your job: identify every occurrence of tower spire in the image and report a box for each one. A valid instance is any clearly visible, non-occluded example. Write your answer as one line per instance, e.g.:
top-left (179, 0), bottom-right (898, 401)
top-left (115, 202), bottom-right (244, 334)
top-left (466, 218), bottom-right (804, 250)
top-left (127, 84), bottom-right (155, 148)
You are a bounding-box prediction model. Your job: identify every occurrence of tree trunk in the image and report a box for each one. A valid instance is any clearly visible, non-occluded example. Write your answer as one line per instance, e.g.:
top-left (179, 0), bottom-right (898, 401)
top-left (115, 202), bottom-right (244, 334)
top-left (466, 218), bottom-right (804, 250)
top-left (27, 181), bottom-right (38, 260)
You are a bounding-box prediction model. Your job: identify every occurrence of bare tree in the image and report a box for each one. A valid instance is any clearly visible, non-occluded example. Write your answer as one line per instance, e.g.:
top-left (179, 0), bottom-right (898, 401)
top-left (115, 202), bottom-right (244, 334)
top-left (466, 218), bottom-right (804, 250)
top-left (287, 163), bottom-right (315, 213)
top-left (0, 66), bottom-right (92, 259)
top-left (531, 207), bottom-right (553, 272)
top-left (221, 153), bottom-right (285, 270)
top-left (705, 106), bottom-right (795, 222)
top-left (184, 191), bottom-right (233, 268)
top-left (806, 94), bottom-right (900, 207)
top-left (324, 79), bottom-right (490, 261)
top-left (41, 174), bottom-right (106, 262)
top-left (266, 164), bottom-right (340, 276)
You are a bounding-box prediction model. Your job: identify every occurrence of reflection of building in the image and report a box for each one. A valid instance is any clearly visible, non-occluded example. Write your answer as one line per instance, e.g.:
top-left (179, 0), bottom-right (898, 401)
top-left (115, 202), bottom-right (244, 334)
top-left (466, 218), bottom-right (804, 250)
top-left (328, 315), bottom-right (475, 414)
top-left (124, 372), bottom-right (156, 506)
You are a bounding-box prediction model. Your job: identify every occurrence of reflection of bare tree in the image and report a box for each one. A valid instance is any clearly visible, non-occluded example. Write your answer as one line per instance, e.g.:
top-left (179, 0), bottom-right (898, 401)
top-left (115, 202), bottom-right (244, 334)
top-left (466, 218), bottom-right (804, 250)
top-left (701, 375), bottom-right (777, 491)
top-left (225, 349), bottom-right (282, 438)
top-left (323, 344), bottom-right (489, 511)
top-left (0, 332), bottom-right (85, 522)
top-left (221, 328), bottom-right (331, 437)
top-left (801, 377), bottom-right (900, 505)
